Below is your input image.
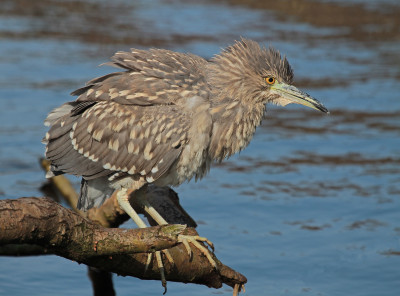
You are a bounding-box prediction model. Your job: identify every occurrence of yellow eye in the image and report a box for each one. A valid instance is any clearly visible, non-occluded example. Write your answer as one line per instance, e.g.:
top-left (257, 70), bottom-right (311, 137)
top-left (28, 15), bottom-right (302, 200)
top-left (265, 76), bottom-right (276, 85)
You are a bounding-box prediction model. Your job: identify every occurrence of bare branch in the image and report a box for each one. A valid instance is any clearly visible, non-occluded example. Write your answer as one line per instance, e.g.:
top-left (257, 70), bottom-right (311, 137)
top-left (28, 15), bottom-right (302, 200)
top-left (0, 197), bottom-right (247, 289)
top-left (0, 197), bottom-right (184, 259)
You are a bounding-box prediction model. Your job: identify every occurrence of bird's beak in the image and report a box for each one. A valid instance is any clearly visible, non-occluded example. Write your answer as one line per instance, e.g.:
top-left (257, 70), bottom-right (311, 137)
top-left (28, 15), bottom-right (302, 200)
top-left (271, 82), bottom-right (329, 114)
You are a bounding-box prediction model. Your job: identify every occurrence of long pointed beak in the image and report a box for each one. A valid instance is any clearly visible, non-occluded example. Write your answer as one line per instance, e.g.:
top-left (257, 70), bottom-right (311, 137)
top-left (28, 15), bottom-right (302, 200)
top-left (271, 82), bottom-right (329, 114)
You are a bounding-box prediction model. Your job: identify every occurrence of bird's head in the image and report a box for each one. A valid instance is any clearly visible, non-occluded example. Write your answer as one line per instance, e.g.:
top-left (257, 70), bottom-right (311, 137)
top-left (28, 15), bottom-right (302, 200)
top-left (209, 38), bottom-right (329, 114)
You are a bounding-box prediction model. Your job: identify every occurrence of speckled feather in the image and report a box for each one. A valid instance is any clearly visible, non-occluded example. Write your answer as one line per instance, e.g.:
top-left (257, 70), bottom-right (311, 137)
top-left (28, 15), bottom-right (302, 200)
top-left (44, 39), bottom-right (296, 210)
top-left (72, 48), bottom-right (207, 106)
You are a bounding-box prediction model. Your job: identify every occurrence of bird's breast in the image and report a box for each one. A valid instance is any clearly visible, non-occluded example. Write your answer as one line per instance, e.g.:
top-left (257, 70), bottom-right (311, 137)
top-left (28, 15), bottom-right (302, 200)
top-left (156, 98), bottom-right (213, 186)
top-left (208, 102), bottom-right (265, 161)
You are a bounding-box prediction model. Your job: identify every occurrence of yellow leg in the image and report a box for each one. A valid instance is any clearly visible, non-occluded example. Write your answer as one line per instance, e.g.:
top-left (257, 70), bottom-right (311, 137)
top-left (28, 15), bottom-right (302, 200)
top-left (116, 185), bottom-right (218, 295)
top-left (137, 192), bottom-right (217, 270)
top-left (116, 188), bottom-right (147, 228)
top-left (116, 188), bottom-right (168, 291)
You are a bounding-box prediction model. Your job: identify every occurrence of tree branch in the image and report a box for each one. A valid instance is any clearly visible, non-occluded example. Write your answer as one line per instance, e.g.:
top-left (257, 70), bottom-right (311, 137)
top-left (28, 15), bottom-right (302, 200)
top-left (0, 197), bottom-right (184, 259)
top-left (0, 196), bottom-right (246, 289)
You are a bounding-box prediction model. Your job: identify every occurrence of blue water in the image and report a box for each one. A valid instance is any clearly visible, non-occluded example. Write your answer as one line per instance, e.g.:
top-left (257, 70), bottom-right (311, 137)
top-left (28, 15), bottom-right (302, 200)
top-left (1, 0), bottom-right (399, 295)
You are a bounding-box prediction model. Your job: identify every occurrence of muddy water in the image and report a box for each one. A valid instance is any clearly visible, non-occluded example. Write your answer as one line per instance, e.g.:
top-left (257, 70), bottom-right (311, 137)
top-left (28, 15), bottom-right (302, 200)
top-left (0, 1), bottom-right (399, 295)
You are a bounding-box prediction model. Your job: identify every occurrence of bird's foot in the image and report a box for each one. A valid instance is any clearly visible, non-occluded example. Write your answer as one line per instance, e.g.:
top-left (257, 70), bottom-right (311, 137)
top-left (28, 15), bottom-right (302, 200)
top-left (233, 283), bottom-right (246, 296)
top-left (143, 234), bottom-right (216, 293)
top-left (144, 250), bottom-right (173, 294)
top-left (178, 234), bottom-right (217, 269)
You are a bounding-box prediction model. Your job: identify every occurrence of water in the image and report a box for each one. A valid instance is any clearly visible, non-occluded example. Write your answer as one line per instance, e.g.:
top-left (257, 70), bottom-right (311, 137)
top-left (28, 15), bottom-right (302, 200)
top-left (0, 0), bottom-right (399, 295)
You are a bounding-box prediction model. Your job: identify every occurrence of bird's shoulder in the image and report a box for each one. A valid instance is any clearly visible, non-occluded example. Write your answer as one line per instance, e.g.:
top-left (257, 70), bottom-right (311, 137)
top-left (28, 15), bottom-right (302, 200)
top-left (72, 48), bottom-right (210, 106)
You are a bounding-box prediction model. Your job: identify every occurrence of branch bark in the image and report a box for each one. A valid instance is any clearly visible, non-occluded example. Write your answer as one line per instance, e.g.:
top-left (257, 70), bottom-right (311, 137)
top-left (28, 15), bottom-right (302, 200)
top-left (0, 197), bottom-right (184, 259)
top-left (0, 196), bottom-right (246, 289)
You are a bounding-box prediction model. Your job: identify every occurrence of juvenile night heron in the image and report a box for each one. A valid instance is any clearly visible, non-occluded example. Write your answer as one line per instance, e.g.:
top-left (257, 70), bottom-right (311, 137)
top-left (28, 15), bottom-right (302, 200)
top-left (43, 38), bottom-right (328, 287)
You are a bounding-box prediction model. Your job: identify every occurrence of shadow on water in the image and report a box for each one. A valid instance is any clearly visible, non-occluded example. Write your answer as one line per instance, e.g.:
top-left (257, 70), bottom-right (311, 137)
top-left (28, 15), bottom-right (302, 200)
top-left (0, 0), bottom-right (399, 295)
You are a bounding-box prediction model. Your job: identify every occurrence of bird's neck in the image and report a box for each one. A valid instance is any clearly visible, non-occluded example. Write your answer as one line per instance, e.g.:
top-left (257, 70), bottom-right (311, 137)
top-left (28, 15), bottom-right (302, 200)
top-left (209, 100), bottom-right (265, 162)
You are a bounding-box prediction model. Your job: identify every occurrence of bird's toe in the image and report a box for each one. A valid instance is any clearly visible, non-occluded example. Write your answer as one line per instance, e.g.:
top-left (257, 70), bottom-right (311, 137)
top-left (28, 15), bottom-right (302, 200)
top-left (178, 234), bottom-right (217, 270)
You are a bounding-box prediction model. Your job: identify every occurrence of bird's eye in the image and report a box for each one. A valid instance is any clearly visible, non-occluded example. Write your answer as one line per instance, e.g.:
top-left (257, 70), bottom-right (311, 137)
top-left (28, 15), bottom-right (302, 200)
top-left (265, 76), bottom-right (276, 85)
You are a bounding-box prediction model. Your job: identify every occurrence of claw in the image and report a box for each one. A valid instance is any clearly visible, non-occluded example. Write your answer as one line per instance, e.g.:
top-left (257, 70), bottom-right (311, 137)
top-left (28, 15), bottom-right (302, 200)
top-left (233, 283), bottom-right (239, 296)
top-left (162, 249), bottom-right (174, 266)
top-left (178, 235), bottom-right (217, 269)
top-left (144, 251), bottom-right (170, 293)
top-left (144, 253), bottom-right (153, 274)
top-left (182, 238), bottom-right (193, 260)
top-left (156, 251), bottom-right (167, 294)
top-left (193, 235), bottom-right (214, 252)
top-left (233, 283), bottom-right (245, 296)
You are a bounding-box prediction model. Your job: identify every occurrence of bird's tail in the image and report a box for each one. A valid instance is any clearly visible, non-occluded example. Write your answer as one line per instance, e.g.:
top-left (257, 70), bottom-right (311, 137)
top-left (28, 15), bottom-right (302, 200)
top-left (78, 177), bottom-right (114, 211)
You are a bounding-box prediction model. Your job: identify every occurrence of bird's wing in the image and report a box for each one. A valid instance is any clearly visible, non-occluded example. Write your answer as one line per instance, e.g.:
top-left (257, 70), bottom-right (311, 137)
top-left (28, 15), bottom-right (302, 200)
top-left (45, 48), bottom-right (208, 181)
top-left (45, 101), bottom-right (190, 182)
top-left (71, 48), bottom-right (208, 106)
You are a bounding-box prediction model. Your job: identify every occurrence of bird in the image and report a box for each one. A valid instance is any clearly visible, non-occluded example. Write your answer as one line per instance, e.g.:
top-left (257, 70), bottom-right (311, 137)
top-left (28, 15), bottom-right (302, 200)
top-left (43, 38), bottom-right (328, 290)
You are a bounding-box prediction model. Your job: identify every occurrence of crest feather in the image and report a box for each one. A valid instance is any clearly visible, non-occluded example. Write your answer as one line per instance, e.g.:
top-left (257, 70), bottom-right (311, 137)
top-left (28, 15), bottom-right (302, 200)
top-left (211, 38), bottom-right (294, 84)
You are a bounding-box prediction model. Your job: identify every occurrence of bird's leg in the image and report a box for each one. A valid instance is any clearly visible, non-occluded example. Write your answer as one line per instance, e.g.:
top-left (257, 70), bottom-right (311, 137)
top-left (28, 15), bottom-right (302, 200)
top-left (116, 188), bottom-right (168, 291)
top-left (116, 188), bottom-right (147, 228)
top-left (137, 193), bottom-right (217, 270)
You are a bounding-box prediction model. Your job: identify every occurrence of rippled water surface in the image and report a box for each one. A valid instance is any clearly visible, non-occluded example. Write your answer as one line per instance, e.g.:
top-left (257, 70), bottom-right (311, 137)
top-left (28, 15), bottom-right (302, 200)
top-left (0, 1), bottom-right (399, 295)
